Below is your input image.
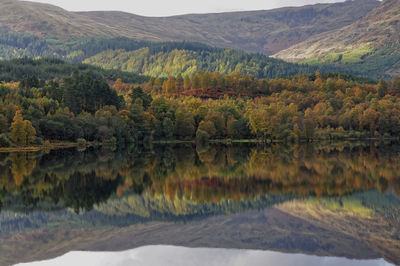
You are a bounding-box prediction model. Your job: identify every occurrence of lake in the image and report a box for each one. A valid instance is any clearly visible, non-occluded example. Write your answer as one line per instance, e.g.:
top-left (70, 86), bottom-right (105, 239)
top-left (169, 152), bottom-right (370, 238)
top-left (0, 142), bottom-right (399, 266)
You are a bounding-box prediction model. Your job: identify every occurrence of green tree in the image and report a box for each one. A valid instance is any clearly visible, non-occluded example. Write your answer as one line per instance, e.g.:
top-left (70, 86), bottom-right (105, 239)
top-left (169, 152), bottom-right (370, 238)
top-left (130, 87), bottom-right (152, 109)
top-left (162, 117), bottom-right (174, 138)
top-left (174, 108), bottom-right (194, 139)
top-left (192, 74), bottom-right (201, 90)
top-left (197, 120), bottom-right (216, 138)
top-left (24, 120), bottom-right (36, 145)
top-left (0, 114), bottom-right (7, 134)
top-left (377, 78), bottom-right (388, 98)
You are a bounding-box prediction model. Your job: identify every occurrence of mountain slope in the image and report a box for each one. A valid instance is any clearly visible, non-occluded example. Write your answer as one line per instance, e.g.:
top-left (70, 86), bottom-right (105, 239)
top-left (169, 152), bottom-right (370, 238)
top-left (274, 0), bottom-right (400, 76)
top-left (0, 0), bottom-right (122, 38)
top-left (78, 0), bottom-right (380, 55)
top-left (0, 0), bottom-right (379, 55)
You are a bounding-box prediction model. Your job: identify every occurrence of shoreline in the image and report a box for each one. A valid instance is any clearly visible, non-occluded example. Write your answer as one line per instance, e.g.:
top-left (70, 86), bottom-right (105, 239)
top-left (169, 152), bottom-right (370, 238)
top-left (0, 142), bottom-right (100, 153)
top-left (153, 137), bottom-right (399, 145)
top-left (1, 137), bottom-right (398, 152)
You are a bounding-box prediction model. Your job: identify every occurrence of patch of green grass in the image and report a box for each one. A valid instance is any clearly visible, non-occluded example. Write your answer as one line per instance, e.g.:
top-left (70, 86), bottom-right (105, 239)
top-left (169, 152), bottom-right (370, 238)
top-left (302, 43), bottom-right (374, 65)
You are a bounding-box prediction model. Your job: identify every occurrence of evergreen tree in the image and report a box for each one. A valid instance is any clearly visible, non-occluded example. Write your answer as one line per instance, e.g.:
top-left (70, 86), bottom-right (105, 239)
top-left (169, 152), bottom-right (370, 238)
top-left (0, 114), bottom-right (7, 134)
top-left (377, 78), bottom-right (388, 98)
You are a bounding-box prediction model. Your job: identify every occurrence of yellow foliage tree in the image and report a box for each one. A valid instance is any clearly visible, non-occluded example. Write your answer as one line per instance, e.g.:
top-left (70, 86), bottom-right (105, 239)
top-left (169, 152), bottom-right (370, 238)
top-left (10, 110), bottom-right (26, 145)
top-left (10, 110), bottom-right (36, 145)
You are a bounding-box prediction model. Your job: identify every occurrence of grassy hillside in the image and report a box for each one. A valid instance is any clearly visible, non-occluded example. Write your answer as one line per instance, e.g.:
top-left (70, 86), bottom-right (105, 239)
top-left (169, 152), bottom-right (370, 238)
top-left (274, 0), bottom-right (400, 77)
top-left (0, 0), bottom-right (379, 55)
top-left (79, 0), bottom-right (379, 55)
top-left (0, 0), bottom-right (122, 38)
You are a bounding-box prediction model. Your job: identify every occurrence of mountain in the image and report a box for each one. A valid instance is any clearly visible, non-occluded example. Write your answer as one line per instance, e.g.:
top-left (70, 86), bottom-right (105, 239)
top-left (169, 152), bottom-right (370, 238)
top-left (79, 0), bottom-right (379, 55)
top-left (0, 0), bottom-right (379, 55)
top-left (274, 0), bottom-right (400, 77)
top-left (0, 0), bottom-right (123, 38)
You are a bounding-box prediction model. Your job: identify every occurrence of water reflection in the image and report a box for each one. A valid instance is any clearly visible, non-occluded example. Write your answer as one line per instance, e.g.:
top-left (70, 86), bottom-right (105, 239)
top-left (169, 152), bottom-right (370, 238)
top-left (17, 246), bottom-right (394, 266)
top-left (0, 142), bottom-right (399, 265)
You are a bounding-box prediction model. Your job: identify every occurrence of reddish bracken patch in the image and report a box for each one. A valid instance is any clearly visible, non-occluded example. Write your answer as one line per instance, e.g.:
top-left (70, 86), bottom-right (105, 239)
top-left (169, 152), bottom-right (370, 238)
top-left (181, 88), bottom-right (253, 99)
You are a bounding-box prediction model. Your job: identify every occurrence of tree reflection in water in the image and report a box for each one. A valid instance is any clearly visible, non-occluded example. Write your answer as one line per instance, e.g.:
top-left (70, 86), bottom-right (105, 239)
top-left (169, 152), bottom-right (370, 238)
top-left (0, 142), bottom-right (399, 212)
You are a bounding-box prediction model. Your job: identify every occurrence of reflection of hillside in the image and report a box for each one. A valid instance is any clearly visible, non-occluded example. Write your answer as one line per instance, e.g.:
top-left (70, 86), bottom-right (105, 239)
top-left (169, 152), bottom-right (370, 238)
top-left (0, 143), bottom-right (399, 265)
top-left (278, 192), bottom-right (400, 264)
top-left (0, 206), bottom-right (382, 266)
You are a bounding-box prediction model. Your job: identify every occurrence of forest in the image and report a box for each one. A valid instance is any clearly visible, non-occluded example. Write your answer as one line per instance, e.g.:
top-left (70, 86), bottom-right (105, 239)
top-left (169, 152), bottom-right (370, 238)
top-left (0, 57), bottom-right (400, 148)
top-left (0, 31), bottom-right (380, 79)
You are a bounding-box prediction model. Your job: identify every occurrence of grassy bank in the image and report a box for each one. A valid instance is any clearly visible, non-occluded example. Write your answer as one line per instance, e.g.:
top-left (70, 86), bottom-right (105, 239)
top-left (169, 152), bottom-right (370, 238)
top-left (0, 142), bottom-right (101, 153)
top-left (152, 137), bottom-right (399, 145)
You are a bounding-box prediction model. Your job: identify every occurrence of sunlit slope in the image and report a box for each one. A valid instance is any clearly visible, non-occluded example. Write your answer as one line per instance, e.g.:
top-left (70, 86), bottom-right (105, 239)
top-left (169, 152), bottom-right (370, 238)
top-left (274, 0), bottom-right (400, 77)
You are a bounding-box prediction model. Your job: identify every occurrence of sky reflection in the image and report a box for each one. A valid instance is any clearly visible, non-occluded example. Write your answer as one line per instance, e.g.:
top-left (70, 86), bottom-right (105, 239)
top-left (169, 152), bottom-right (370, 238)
top-left (18, 245), bottom-right (394, 266)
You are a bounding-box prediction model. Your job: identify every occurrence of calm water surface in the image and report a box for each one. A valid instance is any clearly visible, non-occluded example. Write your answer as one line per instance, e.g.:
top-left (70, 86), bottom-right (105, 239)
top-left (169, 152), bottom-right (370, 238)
top-left (0, 142), bottom-right (399, 265)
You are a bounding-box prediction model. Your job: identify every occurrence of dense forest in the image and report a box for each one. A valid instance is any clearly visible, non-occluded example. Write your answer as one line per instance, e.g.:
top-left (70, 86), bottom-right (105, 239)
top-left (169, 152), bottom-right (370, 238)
top-left (0, 31), bottom-right (382, 79)
top-left (0, 57), bottom-right (148, 83)
top-left (0, 58), bottom-right (399, 148)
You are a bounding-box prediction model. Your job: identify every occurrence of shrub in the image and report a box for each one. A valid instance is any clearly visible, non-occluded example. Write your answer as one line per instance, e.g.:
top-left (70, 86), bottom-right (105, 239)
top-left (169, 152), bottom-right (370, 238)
top-left (0, 134), bottom-right (11, 147)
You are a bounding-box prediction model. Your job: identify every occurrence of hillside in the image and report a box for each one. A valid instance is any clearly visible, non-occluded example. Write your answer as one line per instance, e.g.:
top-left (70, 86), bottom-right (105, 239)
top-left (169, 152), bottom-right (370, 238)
top-left (274, 0), bottom-right (400, 77)
top-left (0, 0), bottom-right (122, 38)
top-left (82, 46), bottom-right (341, 79)
top-left (0, 34), bottom-right (346, 79)
top-left (0, 0), bottom-right (379, 55)
top-left (79, 0), bottom-right (379, 55)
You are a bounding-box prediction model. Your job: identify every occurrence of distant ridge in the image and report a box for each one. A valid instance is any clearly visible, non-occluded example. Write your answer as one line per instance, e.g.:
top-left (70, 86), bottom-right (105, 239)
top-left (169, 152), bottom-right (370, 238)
top-left (0, 0), bottom-right (379, 54)
top-left (274, 0), bottom-right (400, 76)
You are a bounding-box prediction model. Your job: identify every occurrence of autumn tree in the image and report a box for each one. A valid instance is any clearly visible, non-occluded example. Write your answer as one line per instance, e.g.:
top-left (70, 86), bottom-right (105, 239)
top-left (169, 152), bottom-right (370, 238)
top-left (162, 76), bottom-right (177, 95)
top-left (10, 110), bottom-right (36, 145)
top-left (10, 110), bottom-right (26, 145)
top-left (248, 109), bottom-right (268, 140)
top-left (183, 75), bottom-right (191, 91)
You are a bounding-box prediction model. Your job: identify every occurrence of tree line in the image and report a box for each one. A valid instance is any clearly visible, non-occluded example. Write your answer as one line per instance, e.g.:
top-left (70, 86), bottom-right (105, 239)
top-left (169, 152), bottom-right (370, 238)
top-left (0, 68), bottom-right (400, 148)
